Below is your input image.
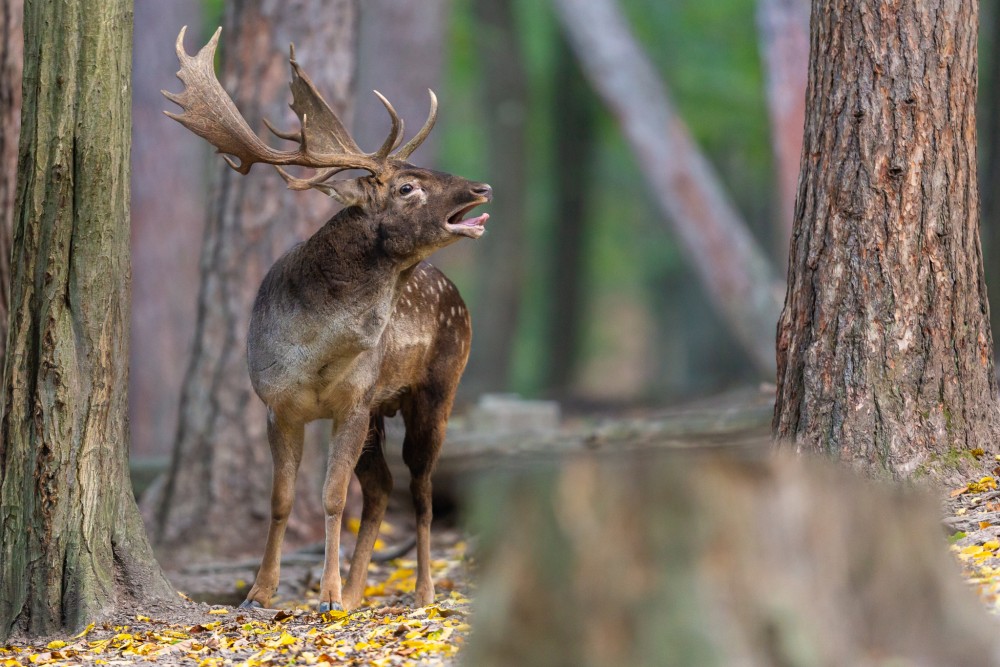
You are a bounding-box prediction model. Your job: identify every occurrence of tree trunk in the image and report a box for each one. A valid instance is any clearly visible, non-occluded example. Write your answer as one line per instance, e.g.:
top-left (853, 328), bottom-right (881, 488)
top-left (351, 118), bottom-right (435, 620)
top-left (552, 0), bottom-right (783, 377)
top-left (148, 0), bottom-right (359, 563)
top-left (129, 0), bottom-right (204, 461)
top-left (774, 0), bottom-right (1000, 474)
top-left (0, 0), bottom-right (22, 380)
top-left (354, 0), bottom-right (446, 164)
top-left (543, 36), bottom-right (595, 397)
top-left (464, 452), bottom-right (1000, 666)
top-left (0, 0), bottom-right (173, 640)
top-left (464, 0), bottom-right (529, 396)
top-left (756, 0), bottom-right (810, 261)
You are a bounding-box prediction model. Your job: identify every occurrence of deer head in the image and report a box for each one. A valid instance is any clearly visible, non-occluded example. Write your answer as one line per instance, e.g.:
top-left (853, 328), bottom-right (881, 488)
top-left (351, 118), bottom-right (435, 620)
top-left (162, 26), bottom-right (491, 260)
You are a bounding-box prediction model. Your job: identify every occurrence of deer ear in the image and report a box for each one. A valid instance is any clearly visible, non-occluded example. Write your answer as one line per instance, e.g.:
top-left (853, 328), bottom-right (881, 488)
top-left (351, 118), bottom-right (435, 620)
top-left (313, 178), bottom-right (366, 207)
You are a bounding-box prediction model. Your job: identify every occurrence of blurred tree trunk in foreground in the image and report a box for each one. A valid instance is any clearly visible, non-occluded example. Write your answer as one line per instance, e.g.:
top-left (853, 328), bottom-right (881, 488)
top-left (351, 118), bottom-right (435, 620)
top-left (773, 0), bottom-right (1000, 474)
top-left (552, 0), bottom-right (782, 377)
top-left (129, 0), bottom-right (204, 460)
top-left (0, 0), bottom-right (22, 381)
top-left (465, 0), bottom-right (529, 396)
top-left (756, 0), bottom-right (809, 261)
top-left (466, 453), bottom-right (999, 666)
top-left (542, 37), bottom-right (595, 398)
top-left (148, 0), bottom-right (359, 563)
top-left (0, 0), bottom-right (173, 640)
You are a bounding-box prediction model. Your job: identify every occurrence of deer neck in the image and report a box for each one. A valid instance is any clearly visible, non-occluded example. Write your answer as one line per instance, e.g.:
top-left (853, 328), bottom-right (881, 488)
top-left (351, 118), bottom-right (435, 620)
top-left (291, 207), bottom-right (420, 325)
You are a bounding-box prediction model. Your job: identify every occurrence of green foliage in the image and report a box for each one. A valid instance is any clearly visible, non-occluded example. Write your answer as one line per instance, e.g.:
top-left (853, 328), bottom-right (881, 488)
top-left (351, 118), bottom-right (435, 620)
top-left (436, 0), bottom-right (777, 397)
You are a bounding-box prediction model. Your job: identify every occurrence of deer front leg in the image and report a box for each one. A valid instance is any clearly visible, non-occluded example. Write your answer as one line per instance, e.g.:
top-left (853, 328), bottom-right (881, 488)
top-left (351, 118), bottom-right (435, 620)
top-left (240, 415), bottom-right (304, 609)
top-left (318, 409), bottom-right (370, 613)
top-left (342, 416), bottom-right (393, 610)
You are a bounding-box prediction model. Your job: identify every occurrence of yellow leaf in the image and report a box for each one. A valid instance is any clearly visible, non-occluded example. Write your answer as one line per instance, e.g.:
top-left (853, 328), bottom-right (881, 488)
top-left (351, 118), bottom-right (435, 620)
top-left (45, 641), bottom-right (66, 650)
top-left (347, 518), bottom-right (361, 534)
top-left (985, 540), bottom-right (1000, 551)
top-left (981, 521), bottom-right (992, 529)
top-left (73, 622), bottom-right (96, 638)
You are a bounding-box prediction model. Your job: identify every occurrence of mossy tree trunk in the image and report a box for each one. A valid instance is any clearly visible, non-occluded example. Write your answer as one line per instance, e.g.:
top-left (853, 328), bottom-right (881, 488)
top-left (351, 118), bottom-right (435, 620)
top-left (0, 0), bottom-right (22, 377)
top-left (773, 0), bottom-right (1000, 474)
top-left (0, 0), bottom-right (173, 640)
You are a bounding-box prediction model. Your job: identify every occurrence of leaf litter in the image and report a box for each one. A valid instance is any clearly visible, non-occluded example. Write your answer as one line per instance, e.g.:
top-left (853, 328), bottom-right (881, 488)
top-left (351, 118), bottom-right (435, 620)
top-left (1, 531), bottom-right (474, 666)
top-left (946, 456), bottom-right (1000, 613)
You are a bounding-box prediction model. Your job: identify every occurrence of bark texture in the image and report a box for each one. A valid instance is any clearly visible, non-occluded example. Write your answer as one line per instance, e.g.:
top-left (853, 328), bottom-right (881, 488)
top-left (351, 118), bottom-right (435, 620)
top-left (465, 0), bottom-right (529, 395)
top-left (0, 0), bottom-right (22, 379)
top-left (756, 0), bottom-right (810, 260)
top-left (465, 452), bottom-right (1000, 666)
top-left (552, 0), bottom-right (783, 376)
top-left (129, 0), bottom-right (204, 460)
top-left (0, 0), bottom-right (173, 640)
top-left (774, 0), bottom-right (1000, 474)
top-left (149, 0), bottom-right (359, 562)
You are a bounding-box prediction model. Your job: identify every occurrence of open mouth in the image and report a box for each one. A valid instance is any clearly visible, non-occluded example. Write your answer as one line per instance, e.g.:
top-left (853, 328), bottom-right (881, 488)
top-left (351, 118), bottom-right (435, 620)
top-left (445, 202), bottom-right (490, 238)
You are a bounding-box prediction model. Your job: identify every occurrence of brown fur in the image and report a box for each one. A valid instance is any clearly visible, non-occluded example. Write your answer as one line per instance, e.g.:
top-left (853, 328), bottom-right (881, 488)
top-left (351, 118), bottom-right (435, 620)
top-left (164, 29), bottom-right (490, 610)
top-left (244, 167), bottom-right (489, 611)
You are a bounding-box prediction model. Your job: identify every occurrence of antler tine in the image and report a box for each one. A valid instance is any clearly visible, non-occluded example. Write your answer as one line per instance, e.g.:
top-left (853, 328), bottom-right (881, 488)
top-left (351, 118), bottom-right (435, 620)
top-left (164, 27), bottom-right (384, 177)
top-left (371, 91), bottom-right (405, 160)
top-left (263, 117), bottom-right (302, 143)
top-left (275, 166), bottom-right (347, 191)
top-left (163, 26), bottom-right (290, 174)
top-left (393, 89), bottom-right (438, 160)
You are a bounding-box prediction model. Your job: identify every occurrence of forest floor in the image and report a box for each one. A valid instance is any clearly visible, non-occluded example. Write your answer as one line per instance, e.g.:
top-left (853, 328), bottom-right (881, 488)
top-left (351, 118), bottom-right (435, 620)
top-left (4, 389), bottom-right (1000, 665)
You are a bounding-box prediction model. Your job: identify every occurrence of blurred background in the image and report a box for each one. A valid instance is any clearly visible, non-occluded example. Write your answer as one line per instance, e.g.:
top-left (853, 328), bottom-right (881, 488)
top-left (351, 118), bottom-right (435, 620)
top-left (4, 0), bottom-right (1000, 561)
top-left (125, 0), bottom-right (795, 465)
top-left (116, 0), bottom-right (1000, 464)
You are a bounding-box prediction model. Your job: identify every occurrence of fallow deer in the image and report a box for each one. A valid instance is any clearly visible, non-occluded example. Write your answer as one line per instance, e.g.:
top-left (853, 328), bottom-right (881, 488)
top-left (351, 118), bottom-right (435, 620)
top-left (164, 27), bottom-right (491, 611)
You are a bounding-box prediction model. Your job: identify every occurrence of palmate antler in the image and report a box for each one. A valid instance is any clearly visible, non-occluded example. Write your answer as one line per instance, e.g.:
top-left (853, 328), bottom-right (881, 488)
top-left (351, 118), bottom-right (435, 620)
top-left (162, 26), bottom-right (437, 187)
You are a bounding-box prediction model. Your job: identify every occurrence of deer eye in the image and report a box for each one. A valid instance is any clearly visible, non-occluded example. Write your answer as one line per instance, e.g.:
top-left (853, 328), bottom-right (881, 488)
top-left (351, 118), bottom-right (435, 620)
top-left (399, 184), bottom-right (414, 195)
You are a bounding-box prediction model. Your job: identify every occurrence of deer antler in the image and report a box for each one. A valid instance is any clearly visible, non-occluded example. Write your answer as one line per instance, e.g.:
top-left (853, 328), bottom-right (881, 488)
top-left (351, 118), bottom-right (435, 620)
top-left (163, 26), bottom-right (382, 176)
top-left (164, 27), bottom-right (440, 185)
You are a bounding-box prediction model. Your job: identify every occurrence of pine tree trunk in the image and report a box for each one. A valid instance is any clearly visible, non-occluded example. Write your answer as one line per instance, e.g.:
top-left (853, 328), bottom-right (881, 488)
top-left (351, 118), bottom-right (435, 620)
top-left (0, 0), bottom-right (173, 640)
top-left (0, 0), bottom-right (22, 379)
top-left (774, 0), bottom-right (1000, 474)
top-left (148, 0), bottom-right (359, 562)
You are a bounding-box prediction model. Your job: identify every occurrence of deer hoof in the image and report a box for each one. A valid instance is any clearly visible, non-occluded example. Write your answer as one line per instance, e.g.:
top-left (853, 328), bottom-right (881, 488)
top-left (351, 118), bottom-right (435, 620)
top-left (238, 599), bottom-right (263, 609)
top-left (318, 601), bottom-right (343, 613)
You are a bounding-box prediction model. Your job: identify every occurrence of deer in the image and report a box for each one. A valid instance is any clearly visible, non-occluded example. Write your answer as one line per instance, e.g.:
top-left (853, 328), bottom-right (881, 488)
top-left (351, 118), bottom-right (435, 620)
top-left (163, 27), bottom-right (491, 612)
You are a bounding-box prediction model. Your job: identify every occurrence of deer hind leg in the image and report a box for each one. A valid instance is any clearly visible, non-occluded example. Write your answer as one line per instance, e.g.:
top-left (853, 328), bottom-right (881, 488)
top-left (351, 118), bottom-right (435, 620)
top-left (402, 385), bottom-right (455, 607)
top-left (241, 414), bottom-right (304, 609)
top-left (342, 414), bottom-right (393, 610)
top-left (318, 408), bottom-right (370, 613)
